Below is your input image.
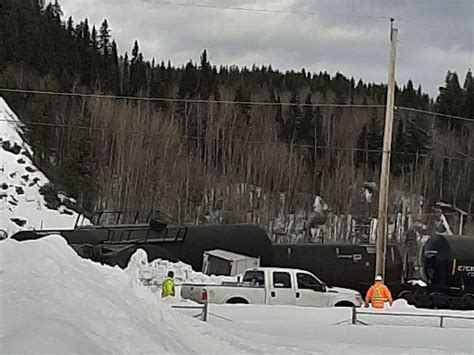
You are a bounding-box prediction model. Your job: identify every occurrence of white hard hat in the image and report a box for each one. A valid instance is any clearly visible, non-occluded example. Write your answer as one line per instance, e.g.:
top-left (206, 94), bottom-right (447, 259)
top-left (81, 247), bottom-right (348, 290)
top-left (375, 275), bottom-right (383, 281)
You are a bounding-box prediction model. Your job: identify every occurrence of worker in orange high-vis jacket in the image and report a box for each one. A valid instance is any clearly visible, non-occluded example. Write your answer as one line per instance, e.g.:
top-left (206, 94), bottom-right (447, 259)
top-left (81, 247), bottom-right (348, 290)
top-left (365, 275), bottom-right (393, 309)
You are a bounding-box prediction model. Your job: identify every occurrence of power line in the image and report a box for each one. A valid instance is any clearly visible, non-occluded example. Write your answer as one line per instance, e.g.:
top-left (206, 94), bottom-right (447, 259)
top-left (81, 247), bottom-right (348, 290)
top-left (2, 88), bottom-right (474, 123)
top-left (398, 106), bottom-right (474, 123)
top-left (0, 88), bottom-right (384, 109)
top-left (405, 117), bottom-right (472, 159)
top-left (1, 118), bottom-right (473, 162)
top-left (143, 1), bottom-right (392, 20)
top-left (1, 87), bottom-right (473, 122)
top-left (144, 1), bottom-right (466, 33)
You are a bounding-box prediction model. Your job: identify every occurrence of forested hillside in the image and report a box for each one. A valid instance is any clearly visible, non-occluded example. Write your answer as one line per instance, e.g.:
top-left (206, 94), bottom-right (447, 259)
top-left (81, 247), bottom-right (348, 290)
top-left (1, 0), bottom-right (473, 232)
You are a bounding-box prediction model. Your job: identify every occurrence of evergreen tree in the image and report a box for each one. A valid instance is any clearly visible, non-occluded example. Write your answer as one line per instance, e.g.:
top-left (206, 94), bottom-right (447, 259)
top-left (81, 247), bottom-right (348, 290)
top-left (462, 69), bottom-right (474, 119)
top-left (356, 124), bottom-right (369, 167)
top-left (66, 16), bottom-right (74, 36)
top-left (121, 52), bottom-right (130, 94)
top-left (178, 61), bottom-right (198, 98)
top-left (131, 40), bottom-right (139, 63)
top-left (284, 90), bottom-right (301, 142)
top-left (90, 26), bottom-right (98, 50)
top-left (109, 40), bottom-right (120, 93)
top-left (392, 117), bottom-right (406, 173)
top-left (129, 41), bottom-right (147, 94)
top-left (356, 113), bottom-right (383, 170)
top-left (297, 94), bottom-right (315, 144)
top-left (234, 85), bottom-right (251, 125)
top-left (392, 113), bottom-right (430, 174)
top-left (198, 49), bottom-right (213, 100)
top-left (98, 19), bottom-right (111, 56)
top-left (436, 71), bottom-right (463, 130)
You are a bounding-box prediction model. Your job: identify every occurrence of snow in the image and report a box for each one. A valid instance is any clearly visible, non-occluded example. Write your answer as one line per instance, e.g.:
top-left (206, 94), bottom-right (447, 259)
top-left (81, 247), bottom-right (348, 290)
top-left (186, 304), bottom-right (474, 354)
top-left (1, 235), bottom-right (473, 354)
top-left (130, 249), bottom-right (237, 293)
top-left (407, 279), bottom-right (428, 287)
top-left (0, 235), bottom-right (259, 353)
top-left (0, 97), bottom-right (88, 237)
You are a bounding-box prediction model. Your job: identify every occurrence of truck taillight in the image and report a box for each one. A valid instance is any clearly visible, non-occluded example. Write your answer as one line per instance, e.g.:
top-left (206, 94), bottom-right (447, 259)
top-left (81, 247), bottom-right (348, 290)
top-left (201, 289), bottom-right (208, 302)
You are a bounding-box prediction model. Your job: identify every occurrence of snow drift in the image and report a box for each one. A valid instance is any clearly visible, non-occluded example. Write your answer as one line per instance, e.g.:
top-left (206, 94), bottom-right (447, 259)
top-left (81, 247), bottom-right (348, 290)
top-left (0, 235), bottom-right (247, 353)
top-left (130, 250), bottom-right (237, 293)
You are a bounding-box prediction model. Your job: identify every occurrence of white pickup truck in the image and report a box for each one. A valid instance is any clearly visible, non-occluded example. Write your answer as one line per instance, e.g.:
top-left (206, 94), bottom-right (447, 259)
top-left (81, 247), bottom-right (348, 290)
top-left (181, 267), bottom-right (363, 307)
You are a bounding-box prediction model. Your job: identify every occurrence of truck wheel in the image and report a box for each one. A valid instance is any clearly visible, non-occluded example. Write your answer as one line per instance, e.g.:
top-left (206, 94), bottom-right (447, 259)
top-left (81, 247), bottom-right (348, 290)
top-left (226, 297), bottom-right (249, 304)
top-left (334, 301), bottom-right (355, 307)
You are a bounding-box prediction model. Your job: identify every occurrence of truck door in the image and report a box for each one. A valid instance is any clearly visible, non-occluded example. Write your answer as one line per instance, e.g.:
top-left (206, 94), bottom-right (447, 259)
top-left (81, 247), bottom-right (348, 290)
top-left (294, 272), bottom-right (329, 307)
top-left (268, 271), bottom-right (296, 305)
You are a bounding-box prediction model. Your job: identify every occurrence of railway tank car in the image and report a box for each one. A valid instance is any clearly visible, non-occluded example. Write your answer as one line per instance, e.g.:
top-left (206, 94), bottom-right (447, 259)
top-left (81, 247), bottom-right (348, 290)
top-left (271, 243), bottom-right (404, 296)
top-left (416, 234), bottom-right (474, 309)
top-left (11, 222), bottom-right (273, 271)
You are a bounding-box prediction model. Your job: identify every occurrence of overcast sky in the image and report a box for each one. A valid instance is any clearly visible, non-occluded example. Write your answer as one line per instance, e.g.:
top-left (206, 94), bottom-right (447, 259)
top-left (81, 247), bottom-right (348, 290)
top-left (59, 0), bottom-right (473, 97)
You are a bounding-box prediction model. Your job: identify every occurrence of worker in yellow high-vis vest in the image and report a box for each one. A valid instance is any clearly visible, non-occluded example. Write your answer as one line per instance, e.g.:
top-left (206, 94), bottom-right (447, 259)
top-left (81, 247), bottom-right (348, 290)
top-left (161, 271), bottom-right (175, 298)
top-left (364, 275), bottom-right (393, 309)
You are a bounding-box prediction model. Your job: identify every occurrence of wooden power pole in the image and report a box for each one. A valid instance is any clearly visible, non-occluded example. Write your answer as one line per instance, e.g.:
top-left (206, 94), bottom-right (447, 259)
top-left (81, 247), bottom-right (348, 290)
top-left (376, 19), bottom-right (398, 278)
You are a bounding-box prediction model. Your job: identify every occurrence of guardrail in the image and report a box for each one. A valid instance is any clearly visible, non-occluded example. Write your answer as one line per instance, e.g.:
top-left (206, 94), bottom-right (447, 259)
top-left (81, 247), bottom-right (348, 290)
top-left (351, 307), bottom-right (474, 328)
top-left (171, 289), bottom-right (209, 321)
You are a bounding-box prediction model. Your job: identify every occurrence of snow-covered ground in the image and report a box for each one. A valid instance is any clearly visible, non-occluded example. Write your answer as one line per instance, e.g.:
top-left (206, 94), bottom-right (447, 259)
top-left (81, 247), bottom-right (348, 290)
top-left (180, 303), bottom-right (474, 354)
top-left (0, 97), bottom-right (87, 237)
top-left (1, 235), bottom-right (473, 354)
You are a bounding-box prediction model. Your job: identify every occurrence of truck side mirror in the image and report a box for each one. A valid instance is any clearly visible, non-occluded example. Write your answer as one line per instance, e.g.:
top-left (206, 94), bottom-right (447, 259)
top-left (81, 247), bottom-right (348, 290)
top-left (311, 282), bottom-right (326, 292)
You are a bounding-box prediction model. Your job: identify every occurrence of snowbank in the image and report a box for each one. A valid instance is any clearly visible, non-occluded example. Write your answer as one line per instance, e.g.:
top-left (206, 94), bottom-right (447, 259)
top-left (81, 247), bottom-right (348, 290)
top-left (0, 235), bottom-right (249, 353)
top-left (0, 97), bottom-right (87, 237)
top-left (128, 249), bottom-right (237, 293)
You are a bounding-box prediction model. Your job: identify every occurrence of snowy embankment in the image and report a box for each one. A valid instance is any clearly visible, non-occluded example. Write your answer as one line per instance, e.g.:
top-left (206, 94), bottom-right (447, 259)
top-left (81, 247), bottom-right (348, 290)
top-left (0, 97), bottom-right (87, 237)
top-left (0, 235), bottom-right (268, 353)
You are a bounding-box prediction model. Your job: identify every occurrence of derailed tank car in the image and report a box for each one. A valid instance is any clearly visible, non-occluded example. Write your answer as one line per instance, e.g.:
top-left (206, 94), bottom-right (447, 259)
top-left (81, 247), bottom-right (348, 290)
top-left (11, 222), bottom-right (272, 271)
top-left (271, 243), bottom-right (404, 296)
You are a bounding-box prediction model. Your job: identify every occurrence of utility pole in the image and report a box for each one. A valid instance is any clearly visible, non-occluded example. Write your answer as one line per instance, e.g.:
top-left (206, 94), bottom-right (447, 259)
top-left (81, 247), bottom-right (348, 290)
top-left (376, 19), bottom-right (398, 278)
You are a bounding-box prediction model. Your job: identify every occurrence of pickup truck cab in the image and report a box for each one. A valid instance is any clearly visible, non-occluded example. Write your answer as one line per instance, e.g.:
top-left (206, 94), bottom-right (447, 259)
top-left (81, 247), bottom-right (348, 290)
top-left (181, 267), bottom-right (363, 307)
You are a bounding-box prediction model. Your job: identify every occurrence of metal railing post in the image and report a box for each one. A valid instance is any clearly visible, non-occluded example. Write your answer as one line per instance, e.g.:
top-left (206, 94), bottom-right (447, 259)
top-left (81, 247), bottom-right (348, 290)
top-left (201, 289), bottom-right (209, 322)
top-left (351, 307), bottom-right (357, 325)
top-left (440, 316), bottom-right (444, 328)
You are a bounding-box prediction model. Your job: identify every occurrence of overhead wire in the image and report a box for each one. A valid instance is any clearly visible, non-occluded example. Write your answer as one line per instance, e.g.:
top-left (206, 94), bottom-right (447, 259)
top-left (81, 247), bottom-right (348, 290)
top-left (0, 88), bottom-right (472, 122)
top-left (0, 88), bottom-right (385, 109)
top-left (404, 116), bottom-right (472, 159)
top-left (397, 107), bottom-right (474, 123)
top-left (143, 1), bottom-right (392, 20)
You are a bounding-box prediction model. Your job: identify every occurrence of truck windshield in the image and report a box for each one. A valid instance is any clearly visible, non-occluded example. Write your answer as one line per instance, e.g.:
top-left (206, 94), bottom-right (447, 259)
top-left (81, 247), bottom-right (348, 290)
top-left (242, 271), bottom-right (265, 286)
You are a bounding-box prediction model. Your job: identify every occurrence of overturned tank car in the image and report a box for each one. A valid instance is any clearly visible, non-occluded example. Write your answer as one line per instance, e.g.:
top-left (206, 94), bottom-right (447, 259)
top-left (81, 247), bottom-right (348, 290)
top-left (11, 212), bottom-right (272, 270)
